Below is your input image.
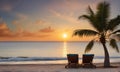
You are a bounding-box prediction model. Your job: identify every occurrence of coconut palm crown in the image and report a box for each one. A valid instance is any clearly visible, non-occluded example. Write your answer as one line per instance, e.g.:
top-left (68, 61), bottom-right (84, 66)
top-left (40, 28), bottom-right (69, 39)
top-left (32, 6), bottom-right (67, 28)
top-left (73, 2), bottom-right (120, 67)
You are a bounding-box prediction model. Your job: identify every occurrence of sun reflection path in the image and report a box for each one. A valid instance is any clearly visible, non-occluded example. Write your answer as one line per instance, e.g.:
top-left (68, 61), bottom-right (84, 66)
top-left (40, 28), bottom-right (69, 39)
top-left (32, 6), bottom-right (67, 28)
top-left (63, 42), bottom-right (68, 57)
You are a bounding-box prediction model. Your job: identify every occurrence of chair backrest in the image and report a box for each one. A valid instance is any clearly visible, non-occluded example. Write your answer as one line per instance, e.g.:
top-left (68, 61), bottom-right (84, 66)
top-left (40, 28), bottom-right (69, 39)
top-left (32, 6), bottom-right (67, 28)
top-left (82, 54), bottom-right (94, 64)
top-left (67, 54), bottom-right (78, 64)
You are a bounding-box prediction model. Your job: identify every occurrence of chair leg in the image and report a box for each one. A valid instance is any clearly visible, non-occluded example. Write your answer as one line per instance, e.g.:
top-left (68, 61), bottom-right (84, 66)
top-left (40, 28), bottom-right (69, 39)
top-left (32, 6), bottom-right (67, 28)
top-left (65, 65), bottom-right (68, 68)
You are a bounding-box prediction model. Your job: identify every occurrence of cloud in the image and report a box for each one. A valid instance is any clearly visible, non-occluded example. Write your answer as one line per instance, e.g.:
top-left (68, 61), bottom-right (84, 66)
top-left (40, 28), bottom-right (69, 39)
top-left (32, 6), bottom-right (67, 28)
top-left (14, 25), bottom-right (38, 37)
top-left (12, 20), bottom-right (19, 25)
top-left (0, 18), bottom-right (12, 37)
top-left (16, 30), bottom-right (35, 37)
top-left (0, 18), bottom-right (51, 38)
top-left (35, 20), bottom-right (45, 25)
top-left (49, 0), bottom-right (103, 22)
top-left (0, 0), bottom-right (23, 12)
top-left (0, 22), bottom-right (14, 37)
top-left (12, 24), bottom-right (52, 37)
top-left (15, 29), bottom-right (51, 38)
top-left (0, 4), bottom-right (13, 12)
top-left (51, 10), bottom-right (79, 24)
top-left (35, 19), bottom-right (52, 27)
top-left (63, 0), bottom-right (87, 11)
top-left (12, 13), bottom-right (28, 25)
top-left (0, 19), bottom-right (55, 41)
top-left (16, 13), bottom-right (28, 20)
top-left (0, 24), bottom-right (51, 38)
top-left (48, 0), bottom-right (101, 13)
top-left (40, 26), bottom-right (54, 33)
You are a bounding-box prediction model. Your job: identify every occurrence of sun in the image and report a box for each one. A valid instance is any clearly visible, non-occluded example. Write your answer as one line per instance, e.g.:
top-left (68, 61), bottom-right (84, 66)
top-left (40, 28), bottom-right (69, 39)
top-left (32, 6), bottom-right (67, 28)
top-left (63, 33), bottom-right (67, 39)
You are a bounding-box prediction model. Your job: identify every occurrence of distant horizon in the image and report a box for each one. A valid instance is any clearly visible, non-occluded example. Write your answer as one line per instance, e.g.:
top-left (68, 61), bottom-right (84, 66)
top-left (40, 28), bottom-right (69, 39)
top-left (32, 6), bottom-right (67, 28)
top-left (0, 40), bottom-right (120, 42)
top-left (0, 40), bottom-right (89, 42)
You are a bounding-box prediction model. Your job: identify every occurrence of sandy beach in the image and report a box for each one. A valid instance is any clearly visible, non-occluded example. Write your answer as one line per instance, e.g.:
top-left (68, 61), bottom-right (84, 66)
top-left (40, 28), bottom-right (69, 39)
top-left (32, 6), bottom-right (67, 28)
top-left (0, 63), bottom-right (119, 72)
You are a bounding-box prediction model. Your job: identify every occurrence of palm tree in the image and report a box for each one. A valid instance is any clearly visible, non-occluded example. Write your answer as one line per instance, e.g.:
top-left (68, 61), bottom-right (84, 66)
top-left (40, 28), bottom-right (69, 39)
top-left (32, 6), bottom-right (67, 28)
top-left (73, 1), bottom-right (120, 67)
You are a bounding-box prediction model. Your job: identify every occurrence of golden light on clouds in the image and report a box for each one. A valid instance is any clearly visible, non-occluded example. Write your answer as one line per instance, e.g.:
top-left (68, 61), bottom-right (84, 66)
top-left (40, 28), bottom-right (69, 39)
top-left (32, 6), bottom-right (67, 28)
top-left (0, 0), bottom-right (119, 41)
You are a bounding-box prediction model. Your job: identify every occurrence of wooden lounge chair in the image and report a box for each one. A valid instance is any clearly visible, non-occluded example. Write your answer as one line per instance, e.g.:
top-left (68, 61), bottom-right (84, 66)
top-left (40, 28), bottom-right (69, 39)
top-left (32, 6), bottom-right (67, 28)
top-left (82, 54), bottom-right (96, 68)
top-left (65, 54), bottom-right (80, 68)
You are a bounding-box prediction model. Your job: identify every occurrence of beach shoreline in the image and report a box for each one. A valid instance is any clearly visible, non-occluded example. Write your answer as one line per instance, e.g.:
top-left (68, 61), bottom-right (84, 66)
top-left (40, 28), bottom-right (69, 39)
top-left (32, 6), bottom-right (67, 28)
top-left (0, 62), bottom-right (119, 72)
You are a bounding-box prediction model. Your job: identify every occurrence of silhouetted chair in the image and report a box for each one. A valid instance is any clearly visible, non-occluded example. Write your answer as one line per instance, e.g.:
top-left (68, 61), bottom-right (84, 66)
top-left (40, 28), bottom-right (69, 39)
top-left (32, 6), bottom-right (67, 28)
top-left (65, 54), bottom-right (80, 68)
top-left (82, 54), bottom-right (96, 68)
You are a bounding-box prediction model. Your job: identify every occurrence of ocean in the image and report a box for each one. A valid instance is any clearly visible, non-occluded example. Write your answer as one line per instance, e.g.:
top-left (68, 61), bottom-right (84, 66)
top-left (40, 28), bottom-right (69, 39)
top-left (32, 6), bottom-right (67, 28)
top-left (0, 41), bottom-right (120, 64)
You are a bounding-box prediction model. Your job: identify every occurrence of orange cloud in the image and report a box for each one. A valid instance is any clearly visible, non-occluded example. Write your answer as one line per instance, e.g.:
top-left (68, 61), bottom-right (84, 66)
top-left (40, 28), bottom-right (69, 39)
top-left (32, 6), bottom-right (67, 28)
top-left (35, 20), bottom-right (45, 25)
top-left (40, 26), bottom-right (54, 33)
top-left (0, 22), bottom-right (14, 37)
top-left (12, 20), bottom-right (19, 25)
top-left (14, 26), bottom-right (50, 37)
top-left (16, 30), bottom-right (33, 37)
top-left (0, 20), bottom-right (51, 39)
top-left (12, 13), bottom-right (28, 25)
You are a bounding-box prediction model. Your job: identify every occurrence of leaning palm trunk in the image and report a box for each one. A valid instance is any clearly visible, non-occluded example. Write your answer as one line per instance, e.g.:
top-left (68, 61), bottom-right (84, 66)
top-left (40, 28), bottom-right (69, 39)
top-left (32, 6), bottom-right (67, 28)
top-left (101, 42), bottom-right (110, 67)
top-left (100, 35), bottom-right (110, 67)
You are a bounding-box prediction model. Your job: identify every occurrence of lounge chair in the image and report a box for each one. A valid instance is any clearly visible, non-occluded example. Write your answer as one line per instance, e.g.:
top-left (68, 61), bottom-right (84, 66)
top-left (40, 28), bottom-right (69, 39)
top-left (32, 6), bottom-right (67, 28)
top-left (65, 54), bottom-right (80, 68)
top-left (82, 54), bottom-right (96, 68)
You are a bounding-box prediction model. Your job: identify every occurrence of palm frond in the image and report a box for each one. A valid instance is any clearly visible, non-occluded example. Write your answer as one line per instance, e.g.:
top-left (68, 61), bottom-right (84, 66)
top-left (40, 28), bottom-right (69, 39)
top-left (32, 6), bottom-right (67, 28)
top-left (79, 2), bottom-right (110, 33)
top-left (96, 2), bottom-right (110, 32)
top-left (109, 39), bottom-right (119, 52)
top-left (78, 15), bottom-right (90, 19)
top-left (97, 2), bottom-right (110, 21)
top-left (79, 6), bottom-right (94, 19)
top-left (116, 34), bottom-right (120, 38)
top-left (113, 34), bottom-right (120, 41)
top-left (73, 29), bottom-right (99, 37)
top-left (85, 40), bottom-right (94, 53)
top-left (107, 15), bottom-right (120, 31)
top-left (111, 29), bottom-right (120, 34)
top-left (87, 6), bottom-right (94, 16)
top-left (78, 15), bottom-right (103, 32)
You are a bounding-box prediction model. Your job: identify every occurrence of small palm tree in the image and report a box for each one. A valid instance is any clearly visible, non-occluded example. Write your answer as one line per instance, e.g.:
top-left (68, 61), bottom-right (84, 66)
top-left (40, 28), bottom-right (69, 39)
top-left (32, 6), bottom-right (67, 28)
top-left (73, 1), bottom-right (120, 67)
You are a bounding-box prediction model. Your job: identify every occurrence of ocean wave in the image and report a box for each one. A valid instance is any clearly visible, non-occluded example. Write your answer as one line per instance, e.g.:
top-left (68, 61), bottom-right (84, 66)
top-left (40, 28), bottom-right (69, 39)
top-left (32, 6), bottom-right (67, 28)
top-left (0, 56), bottom-right (120, 62)
top-left (0, 57), bottom-right (67, 62)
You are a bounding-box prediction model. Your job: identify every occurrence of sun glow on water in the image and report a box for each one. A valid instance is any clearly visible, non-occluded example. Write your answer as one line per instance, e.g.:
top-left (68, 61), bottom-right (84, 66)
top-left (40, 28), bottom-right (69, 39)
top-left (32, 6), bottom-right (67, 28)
top-left (63, 42), bottom-right (67, 57)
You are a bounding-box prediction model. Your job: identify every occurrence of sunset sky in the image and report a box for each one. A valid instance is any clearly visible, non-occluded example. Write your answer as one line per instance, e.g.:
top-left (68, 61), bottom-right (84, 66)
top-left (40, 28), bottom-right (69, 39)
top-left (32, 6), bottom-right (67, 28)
top-left (0, 0), bottom-right (120, 41)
